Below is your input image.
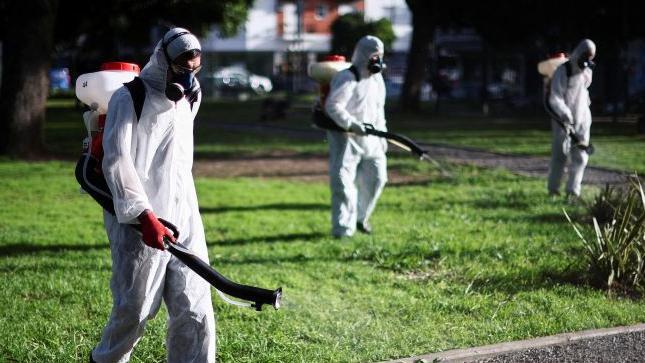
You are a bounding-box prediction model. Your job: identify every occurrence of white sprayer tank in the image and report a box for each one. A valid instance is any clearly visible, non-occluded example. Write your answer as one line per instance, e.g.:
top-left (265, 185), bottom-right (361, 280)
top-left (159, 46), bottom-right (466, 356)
top-left (538, 52), bottom-right (568, 79)
top-left (308, 55), bottom-right (352, 106)
top-left (307, 55), bottom-right (352, 84)
top-left (75, 62), bottom-right (140, 114)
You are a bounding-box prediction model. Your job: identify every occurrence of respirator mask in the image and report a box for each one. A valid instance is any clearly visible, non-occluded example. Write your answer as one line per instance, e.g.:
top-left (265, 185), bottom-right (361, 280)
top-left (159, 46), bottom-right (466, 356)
top-left (165, 63), bottom-right (202, 102)
top-left (577, 51), bottom-right (595, 70)
top-left (367, 55), bottom-right (386, 74)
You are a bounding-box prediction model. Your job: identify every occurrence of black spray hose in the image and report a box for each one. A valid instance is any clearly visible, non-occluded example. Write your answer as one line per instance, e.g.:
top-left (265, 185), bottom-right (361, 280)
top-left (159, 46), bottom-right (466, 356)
top-left (552, 118), bottom-right (595, 154)
top-left (137, 219), bottom-right (281, 311)
top-left (363, 124), bottom-right (452, 177)
top-left (363, 124), bottom-right (428, 158)
top-left (163, 237), bottom-right (282, 311)
top-left (310, 110), bottom-right (451, 175)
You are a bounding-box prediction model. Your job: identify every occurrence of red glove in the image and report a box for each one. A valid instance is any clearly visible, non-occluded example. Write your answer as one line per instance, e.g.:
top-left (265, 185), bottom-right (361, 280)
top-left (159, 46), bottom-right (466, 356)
top-left (137, 210), bottom-right (175, 250)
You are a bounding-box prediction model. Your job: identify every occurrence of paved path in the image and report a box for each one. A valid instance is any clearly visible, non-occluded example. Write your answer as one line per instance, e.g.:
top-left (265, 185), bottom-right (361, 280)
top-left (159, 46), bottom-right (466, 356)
top-left (425, 143), bottom-right (628, 185)
top-left (381, 324), bottom-right (645, 363)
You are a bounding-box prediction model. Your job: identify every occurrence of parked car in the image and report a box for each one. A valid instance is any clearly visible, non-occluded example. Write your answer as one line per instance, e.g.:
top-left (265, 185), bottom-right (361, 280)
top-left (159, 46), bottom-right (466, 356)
top-left (206, 65), bottom-right (273, 96)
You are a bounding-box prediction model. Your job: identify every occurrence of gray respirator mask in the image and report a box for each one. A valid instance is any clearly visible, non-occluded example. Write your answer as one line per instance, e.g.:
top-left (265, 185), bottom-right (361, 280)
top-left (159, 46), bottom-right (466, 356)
top-left (577, 51), bottom-right (595, 70)
top-left (367, 55), bottom-right (386, 74)
top-left (165, 65), bottom-right (200, 102)
top-left (578, 58), bottom-right (595, 70)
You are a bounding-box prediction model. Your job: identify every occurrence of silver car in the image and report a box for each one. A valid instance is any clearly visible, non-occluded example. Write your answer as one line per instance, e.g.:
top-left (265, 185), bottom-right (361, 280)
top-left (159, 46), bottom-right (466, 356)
top-left (208, 65), bottom-right (273, 95)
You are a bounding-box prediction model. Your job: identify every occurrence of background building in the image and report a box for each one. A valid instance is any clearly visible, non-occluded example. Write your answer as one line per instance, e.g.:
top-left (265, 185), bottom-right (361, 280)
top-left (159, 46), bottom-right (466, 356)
top-left (199, 0), bottom-right (412, 97)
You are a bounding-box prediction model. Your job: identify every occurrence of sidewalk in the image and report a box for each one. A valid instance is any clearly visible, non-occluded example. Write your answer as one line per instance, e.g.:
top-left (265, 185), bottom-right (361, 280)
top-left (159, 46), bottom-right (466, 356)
top-left (380, 323), bottom-right (645, 363)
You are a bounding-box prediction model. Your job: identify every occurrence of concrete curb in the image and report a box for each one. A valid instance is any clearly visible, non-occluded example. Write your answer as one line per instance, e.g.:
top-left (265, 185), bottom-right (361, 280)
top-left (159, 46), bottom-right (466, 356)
top-left (380, 323), bottom-right (645, 363)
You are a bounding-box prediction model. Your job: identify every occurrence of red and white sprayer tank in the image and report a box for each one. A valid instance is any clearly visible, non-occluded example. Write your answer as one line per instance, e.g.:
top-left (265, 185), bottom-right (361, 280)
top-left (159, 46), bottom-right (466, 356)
top-left (74, 62), bottom-right (140, 158)
top-left (537, 52), bottom-right (568, 79)
top-left (307, 55), bottom-right (352, 105)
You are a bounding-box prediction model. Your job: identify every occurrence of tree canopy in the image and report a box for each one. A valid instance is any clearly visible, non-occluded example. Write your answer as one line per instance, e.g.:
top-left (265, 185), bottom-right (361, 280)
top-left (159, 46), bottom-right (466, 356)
top-left (330, 13), bottom-right (395, 59)
top-left (0, 0), bottom-right (254, 157)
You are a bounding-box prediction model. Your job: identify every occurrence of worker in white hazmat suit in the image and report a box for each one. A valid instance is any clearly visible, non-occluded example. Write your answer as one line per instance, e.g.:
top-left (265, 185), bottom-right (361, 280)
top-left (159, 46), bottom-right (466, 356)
top-left (91, 28), bottom-right (216, 363)
top-left (546, 39), bottom-right (596, 197)
top-left (325, 35), bottom-right (388, 237)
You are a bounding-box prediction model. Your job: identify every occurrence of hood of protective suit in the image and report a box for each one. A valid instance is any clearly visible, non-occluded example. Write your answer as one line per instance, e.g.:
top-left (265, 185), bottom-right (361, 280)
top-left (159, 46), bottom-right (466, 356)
top-left (139, 28), bottom-right (201, 94)
top-left (139, 41), bottom-right (171, 93)
top-left (351, 35), bottom-right (384, 77)
top-left (570, 39), bottom-right (596, 73)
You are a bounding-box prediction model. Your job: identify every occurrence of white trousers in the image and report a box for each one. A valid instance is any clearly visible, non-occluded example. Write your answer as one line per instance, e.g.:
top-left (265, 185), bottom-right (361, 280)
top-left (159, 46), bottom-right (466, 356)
top-left (92, 212), bottom-right (216, 363)
top-left (329, 146), bottom-right (387, 237)
top-left (547, 119), bottom-right (590, 196)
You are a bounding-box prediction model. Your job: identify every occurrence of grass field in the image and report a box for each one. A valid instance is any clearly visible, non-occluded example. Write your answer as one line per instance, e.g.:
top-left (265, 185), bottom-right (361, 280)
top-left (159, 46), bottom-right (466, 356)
top-left (1, 98), bottom-right (642, 362)
top-left (2, 158), bottom-right (645, 362)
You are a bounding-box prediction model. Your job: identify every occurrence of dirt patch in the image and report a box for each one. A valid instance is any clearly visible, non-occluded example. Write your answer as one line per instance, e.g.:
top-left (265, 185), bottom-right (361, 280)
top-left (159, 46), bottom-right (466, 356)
top-left (193, 154), bottom-right (432, 185)
top-left (194, 143), bottom-right (629, 186)
top-left (198, 121), bottom-right (630, 186)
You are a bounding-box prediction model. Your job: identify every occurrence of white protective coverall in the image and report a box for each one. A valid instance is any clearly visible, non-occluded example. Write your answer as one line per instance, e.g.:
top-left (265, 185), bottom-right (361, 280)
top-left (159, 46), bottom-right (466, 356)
top-left (91, 34), bottom-right (216, 362)
top-left (325, 35), bottom-right (388, 237)
top-left (547, 39), bottom-right (596, 196)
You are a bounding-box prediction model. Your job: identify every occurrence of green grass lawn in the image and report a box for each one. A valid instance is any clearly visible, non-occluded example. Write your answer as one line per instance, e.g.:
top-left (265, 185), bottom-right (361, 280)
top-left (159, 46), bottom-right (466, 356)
top-left (2, 159), bottom-right (645, 362)
top-left (382, 109), bottom-right (644, 174)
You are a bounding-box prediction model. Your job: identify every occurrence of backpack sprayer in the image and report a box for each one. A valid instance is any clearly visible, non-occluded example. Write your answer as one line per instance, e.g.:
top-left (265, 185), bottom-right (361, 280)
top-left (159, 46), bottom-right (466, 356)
top-left (307, 55), bottom-right (452, 177)
top-left (539, 53), bottom-right (595, 155)
top-left (74, 62), bottom-right (281, 311)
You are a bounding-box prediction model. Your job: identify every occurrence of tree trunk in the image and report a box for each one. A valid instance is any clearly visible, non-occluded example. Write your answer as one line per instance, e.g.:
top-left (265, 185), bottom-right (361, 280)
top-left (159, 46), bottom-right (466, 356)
top-left (400, 2), bottom-right (433, 112)
top-left (0, 0), bottom-right (58, 157)
top-left (480, 42), bottom-right (490, 116)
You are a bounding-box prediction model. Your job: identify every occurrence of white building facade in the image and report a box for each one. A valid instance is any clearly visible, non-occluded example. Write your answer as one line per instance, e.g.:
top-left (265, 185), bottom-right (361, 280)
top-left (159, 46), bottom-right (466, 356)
top-left (199, 0), bottom-right (412, 93)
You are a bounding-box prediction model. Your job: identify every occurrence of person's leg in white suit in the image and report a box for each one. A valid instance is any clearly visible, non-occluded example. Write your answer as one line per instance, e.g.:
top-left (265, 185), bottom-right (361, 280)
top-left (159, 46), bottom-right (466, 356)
top-left (164, 214), bottom-right (216, 363)
top-left (547, 120), bottom-right (568, 195)
top-left (92, 213), bottom-right (216, 363)
top-left (92, 214), bottom-right (168, 363)
top-left (356, 155), bottom-right (387, 231)
top-left (329, 147), bottom-right (361, 237)
top-left (566, 125), bottom-right (590, 197)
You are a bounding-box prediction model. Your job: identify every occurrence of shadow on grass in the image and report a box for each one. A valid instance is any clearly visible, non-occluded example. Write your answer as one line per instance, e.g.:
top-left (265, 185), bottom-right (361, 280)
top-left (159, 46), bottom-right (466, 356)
top-left (200, 203), bottom-right (328, 214)
top-left (0, 242), bottom-right (107, 256)
top-left (468, 197), bottom-right (532, 210)
top-left (216, 242), bottom-right (443, 270)
top-left (444, 243), bottom-right (593, 294)
top-left (208, 232), bottom-right (327, 246)
top-left (388, 179), bottom-right (433, 188)
top-left (466, 266), bottom-right (590, 296)
top-left (480, 212), bottom-right (574, 225)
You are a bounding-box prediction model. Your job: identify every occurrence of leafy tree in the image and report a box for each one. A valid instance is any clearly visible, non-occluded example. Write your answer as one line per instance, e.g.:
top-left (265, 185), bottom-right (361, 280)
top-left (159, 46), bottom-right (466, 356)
top-left (0, 0), bottom-right (253, 157)
top-left (330, 13), bottom-right (395, 59)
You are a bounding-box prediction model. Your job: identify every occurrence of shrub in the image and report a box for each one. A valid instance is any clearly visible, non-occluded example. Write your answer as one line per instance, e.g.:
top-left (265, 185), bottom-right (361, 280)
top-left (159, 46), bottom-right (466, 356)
top-left (584, 184), bottom-right (618, 225)
top-left (564, 175), bottom-right (645, 293)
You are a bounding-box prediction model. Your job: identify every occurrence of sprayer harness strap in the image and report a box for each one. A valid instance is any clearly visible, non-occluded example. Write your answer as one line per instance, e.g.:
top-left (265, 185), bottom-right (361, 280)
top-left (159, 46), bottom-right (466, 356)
top-left (348, 65), bottom-right (360, 82)
top-left (124, 77), bottom-right (146, 121)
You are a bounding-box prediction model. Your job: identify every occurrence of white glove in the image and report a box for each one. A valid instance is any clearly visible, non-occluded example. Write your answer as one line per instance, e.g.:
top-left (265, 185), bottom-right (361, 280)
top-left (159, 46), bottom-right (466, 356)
top-left (348, 121), bottom-right (366, 135)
